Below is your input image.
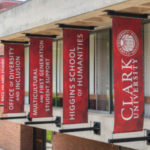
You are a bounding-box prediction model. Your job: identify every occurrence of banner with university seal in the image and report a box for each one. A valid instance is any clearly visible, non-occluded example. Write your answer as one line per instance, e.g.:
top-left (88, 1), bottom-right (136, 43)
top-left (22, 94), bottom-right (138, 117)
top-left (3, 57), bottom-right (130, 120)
top-left (113, 17), bottom-right (144, 133)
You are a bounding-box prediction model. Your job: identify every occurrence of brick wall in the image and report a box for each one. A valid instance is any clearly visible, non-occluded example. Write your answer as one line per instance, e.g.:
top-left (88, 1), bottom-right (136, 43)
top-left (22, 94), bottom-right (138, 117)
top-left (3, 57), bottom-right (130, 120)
top-left (0, 121), bottom-right (33, 150)
top-left (52, 133), bottom-right (118, 150)
top-left (0, 107), bottom-right (20, 150)
top-left (20, 125), bottom-right (33, 150)
top-left (0, 120), bottom-right (21, 150)
top-left (0, 107), bottom-right (33, 150)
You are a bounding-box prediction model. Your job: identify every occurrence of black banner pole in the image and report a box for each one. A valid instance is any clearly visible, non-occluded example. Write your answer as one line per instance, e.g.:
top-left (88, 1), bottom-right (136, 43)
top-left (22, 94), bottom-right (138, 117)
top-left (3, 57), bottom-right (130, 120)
top-left (1, 40), bottom-right (29, 45)
top-left (0, 113), bottom-right (32, 121)
top-left (0, 116), bottom-right (27, 120)
top-left (25, 33), bottom-right (57, 38)
top-left (104, 10), bottom-right (148, 19)
top-left (58, 24), bottom-right (96, 30)
top-left (59, 122), bottom-right (100, 135)
top-left (108, 130), bottom-right (150, 145)
top-left (27, 113), bottom-right (32, 121)
top-left (24, 116), bottom-right (61, 127)
top-left (109, 136), bottom-right (150, 143)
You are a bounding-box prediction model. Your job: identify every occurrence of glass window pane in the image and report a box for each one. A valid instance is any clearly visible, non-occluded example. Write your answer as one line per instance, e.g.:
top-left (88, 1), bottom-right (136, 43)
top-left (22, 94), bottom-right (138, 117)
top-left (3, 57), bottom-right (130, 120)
top-left (57, 40), bottom-right (63, 94)
top-left (89, 33), bottom-right (96, 109)
top-left (144, 23), bottom-right (150, 117)
top-left (53, 40), bottom-right (63, 107)
top-left (95, 30), bottom-right (110, 111)
top-left (89, 33), bottom-right (95, 95)
top-left (25, 46), bottom-right (29, 105)
top-left (52, 41), bottom-right (57, 106)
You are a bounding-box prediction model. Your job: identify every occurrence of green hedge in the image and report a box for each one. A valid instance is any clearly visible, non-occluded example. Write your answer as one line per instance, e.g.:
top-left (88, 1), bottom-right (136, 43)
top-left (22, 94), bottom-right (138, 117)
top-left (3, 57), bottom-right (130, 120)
top-left (46, 130), bottom-right (53, 142)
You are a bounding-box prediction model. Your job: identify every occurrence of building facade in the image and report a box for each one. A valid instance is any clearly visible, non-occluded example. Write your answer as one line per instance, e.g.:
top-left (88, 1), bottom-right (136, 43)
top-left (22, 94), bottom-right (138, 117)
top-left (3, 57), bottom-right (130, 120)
top-left (0, 0), bottom-right (150, 150)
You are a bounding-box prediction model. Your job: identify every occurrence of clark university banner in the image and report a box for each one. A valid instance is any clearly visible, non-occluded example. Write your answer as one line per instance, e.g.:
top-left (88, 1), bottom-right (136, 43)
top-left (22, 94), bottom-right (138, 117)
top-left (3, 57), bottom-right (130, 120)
top-left (29, 37), bottom-right (52, 118)
top-left (0, 57), bottom-right (4, 104)
top-left (4, 44), bottom-right (24, 113)
top-left (113, 17), bottom-right (144, 133)
top-left (63, 29), bottom-right (89, 124)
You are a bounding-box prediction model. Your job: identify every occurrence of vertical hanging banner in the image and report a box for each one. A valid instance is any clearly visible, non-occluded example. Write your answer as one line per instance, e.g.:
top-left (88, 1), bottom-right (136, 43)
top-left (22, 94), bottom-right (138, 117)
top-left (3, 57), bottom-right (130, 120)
top-left (0, 57), bottom-right (4, 104)
top-left (63, 29), bottom-right (89, 124)
top-left (113, 17), bottom-right (144, 133)
top-left (29, 37), bottom-right (52, 118)
top-left (4, 44), bottom-right (24, 113)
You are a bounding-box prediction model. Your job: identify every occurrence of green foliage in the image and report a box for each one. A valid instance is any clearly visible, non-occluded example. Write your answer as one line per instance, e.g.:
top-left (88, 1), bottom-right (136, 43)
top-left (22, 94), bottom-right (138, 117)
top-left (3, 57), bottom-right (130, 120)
top-left (46, 130), bottom-right (53, 143)
top-left (53, 97), bottom-right (62, 107)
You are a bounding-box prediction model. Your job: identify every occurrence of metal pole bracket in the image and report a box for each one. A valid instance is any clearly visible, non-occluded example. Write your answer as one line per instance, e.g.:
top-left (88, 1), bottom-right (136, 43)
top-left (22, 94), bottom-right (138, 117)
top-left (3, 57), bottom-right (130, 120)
top-left (147, 130), bottom-right (150, 145)
top-left (24, 116), bottom-right (61, 128)
top-left (108, 130), bottom-right (150, 145)
top-left (0, 116), bottom-right (27, 120)
top-left (59, 122), bottom-right (101, 135)
top-left (93, 122), bottom-right (101, 135)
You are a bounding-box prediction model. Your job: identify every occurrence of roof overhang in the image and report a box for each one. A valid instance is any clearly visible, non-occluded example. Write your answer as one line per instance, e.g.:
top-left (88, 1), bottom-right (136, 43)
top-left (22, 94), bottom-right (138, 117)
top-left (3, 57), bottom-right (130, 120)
top-left (0, 0), bottom-right (150, 41)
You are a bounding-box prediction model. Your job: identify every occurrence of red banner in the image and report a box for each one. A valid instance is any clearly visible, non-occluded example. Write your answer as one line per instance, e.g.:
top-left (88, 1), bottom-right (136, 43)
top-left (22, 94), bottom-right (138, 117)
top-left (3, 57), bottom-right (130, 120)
top-left (4, 44), bottom-right (24, 113)
top-left (63, 29), bottom-right (89, 124)
top-left (0, 57), bottom-right (4, 104)
top-left (113, 17), bottom-right (144, 133)
top-left (29, 37), bottom-right (52, 118)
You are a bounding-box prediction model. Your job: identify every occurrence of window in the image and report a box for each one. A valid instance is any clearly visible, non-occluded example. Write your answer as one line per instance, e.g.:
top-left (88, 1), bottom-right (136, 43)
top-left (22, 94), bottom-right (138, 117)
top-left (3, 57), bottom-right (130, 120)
top-left (53, 40), bottom-right (63, 107)
top-left (144, 23), bottom-right (150, 117)
top-left (89, 29), bottom-right (112, 111)
top-left (53, 29), bottom-right (113, 112)
top-left (24, 29), bottom-right (113, 112)
top-left (24, 26), bottom-right (149, 115)
top-left (25, 45), bottom-right (29, 105)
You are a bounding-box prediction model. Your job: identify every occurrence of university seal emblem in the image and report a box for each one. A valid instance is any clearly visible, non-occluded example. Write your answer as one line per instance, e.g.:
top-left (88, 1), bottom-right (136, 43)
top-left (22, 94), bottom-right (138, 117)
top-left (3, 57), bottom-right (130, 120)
top-left (117, 30), bottom-right (139, 57)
